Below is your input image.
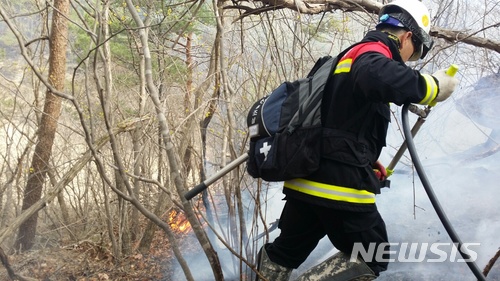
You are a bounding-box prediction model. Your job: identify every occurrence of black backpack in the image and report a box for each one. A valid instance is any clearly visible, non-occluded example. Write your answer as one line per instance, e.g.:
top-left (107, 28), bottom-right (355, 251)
top-left (245, 42), bottom-right (393, 182)
top-left (246, 55), bottom-right (338, 181)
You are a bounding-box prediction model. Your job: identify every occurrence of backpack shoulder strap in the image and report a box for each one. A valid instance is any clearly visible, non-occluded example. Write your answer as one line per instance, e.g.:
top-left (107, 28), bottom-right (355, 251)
top-left (287, 56), bottom-right (340, 133)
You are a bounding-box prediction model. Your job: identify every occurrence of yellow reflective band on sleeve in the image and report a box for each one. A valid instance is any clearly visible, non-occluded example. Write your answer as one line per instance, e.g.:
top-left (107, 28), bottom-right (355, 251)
top-left (419, 74), bottom-right (438, 105)
top-left (284, 178), bottom-right (376, 204)
top-left (334, 58), bottom-right (352, 74)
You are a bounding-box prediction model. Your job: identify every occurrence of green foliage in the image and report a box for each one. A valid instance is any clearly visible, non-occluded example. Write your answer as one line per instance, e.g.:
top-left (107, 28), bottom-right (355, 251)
top-left (162, 55), bottom-right (189, 85)
top-left (150, 0), bottom-right (215, 37)
top-left (70, 23), bottom-right (91, 59)
top-left (110, 34), bottom-right (136, 64)
top-left (302, 15), bottom-right (350, 43)
top-left (192, 3), bottom-right (216, 28)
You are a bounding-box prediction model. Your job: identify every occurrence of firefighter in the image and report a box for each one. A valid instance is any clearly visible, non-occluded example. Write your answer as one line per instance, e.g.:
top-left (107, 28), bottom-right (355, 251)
top-left (256, 0), bottom-right (459, 280)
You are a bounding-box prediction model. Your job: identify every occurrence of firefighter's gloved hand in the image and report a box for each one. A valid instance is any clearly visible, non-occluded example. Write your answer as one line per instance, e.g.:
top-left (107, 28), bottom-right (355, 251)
top-left (373, 160), bottom-right (387, 181)
top-left (432, 69), bottom-right (459, 102)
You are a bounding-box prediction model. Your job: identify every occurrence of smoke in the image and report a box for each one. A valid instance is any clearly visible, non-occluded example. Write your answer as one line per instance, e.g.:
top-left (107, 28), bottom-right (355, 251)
top-left (293, 76), bottom-right (500, 280)
top-left (170, 183), bottom-right (287, 281)
top-left (288, 154), bottom-right (500, 281)
top-left (173, 76), bottom-right (500, 280)
top-left (170, 246), bottom-right (242, 280)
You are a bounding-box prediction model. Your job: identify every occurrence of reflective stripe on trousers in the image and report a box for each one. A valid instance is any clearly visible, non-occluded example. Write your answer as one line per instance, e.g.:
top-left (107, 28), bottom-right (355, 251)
top-left (284, 178), bottom-right (376, 204)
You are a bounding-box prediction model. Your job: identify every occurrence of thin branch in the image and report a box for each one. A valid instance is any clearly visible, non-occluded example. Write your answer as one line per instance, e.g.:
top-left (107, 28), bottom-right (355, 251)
top-left (24, 36), bottom-right (49, 47)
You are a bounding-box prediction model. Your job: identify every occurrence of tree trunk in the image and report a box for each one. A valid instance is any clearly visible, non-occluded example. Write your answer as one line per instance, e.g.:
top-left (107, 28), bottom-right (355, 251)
top-left (14, 0), bottom-right (69, 252)
top-left (125, 1), bottom-right (223, 279)
top-left (131, 38), bottom-right (148, 245)
top-left (182, 32), bottom-right (195, 177)
top-left (138, 186), bottom-right (171, 254)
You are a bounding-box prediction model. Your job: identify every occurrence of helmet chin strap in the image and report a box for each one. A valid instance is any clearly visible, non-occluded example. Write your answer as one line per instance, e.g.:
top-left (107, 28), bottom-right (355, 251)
top-left (382, 30), bottom-right (423, 61)
top-left (383, 31), bottom-right (401, 49)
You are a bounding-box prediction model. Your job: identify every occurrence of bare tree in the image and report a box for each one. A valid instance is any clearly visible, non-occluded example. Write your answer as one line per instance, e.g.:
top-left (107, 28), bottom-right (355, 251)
top-left (14, 0), bottom-right (70, 252)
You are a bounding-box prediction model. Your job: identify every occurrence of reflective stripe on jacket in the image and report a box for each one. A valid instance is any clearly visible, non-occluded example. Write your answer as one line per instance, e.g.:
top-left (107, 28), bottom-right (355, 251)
top-left (284, 178), bottom-right (376, 204)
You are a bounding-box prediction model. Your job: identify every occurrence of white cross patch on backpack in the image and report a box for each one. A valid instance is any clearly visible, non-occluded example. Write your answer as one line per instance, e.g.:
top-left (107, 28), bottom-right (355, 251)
top-left (259, 142), bottom-right (272, 161)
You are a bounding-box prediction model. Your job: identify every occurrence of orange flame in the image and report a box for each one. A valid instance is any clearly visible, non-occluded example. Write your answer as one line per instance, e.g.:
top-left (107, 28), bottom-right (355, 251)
top-left (168, 209), bottom-right (191, 234)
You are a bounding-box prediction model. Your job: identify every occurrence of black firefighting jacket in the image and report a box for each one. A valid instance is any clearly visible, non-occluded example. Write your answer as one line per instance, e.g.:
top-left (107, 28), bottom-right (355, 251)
top-left (283, 30), bottom-right (439, 212)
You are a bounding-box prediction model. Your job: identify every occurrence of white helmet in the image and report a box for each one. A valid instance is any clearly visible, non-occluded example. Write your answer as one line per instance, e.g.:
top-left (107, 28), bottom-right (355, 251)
top-left (378, 0), bottom-right (434, 60)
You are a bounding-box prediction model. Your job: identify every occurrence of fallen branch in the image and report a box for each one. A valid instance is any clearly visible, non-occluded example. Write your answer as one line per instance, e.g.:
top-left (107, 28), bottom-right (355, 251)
top-left (431, 25), bottom-right (500, 53)
top-left (483, 247), bottom-right (500, 277)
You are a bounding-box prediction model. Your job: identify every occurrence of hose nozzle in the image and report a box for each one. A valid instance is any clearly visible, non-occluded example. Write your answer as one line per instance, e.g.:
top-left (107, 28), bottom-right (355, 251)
top-left (446, 64), bottom-right (459, 77)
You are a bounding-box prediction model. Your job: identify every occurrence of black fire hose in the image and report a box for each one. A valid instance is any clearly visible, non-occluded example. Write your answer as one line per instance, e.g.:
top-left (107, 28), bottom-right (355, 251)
top-left (402, 103), bottom-right (487, 281)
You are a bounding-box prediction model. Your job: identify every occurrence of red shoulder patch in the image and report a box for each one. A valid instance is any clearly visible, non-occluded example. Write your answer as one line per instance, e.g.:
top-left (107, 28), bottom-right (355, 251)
top-left (341, 42), bottom-right (392, 62)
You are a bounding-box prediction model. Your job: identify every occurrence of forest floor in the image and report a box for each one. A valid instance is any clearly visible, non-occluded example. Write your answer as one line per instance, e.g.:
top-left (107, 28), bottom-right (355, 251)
top-left (0, 229), bottom-right (197, 281)
top-left (0, 244), bottom-right (173, 281)
top-left (0, 208), bottom-right (204, 280)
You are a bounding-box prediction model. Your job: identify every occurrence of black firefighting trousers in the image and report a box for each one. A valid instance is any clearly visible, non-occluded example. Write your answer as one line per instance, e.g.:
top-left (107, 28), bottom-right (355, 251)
top-left (264, 197), bottom-right (389, 276)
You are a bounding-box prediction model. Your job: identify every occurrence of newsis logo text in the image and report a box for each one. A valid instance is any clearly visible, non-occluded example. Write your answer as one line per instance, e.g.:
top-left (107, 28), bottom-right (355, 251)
top-left (351, 242), bottom-right (481, 263)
